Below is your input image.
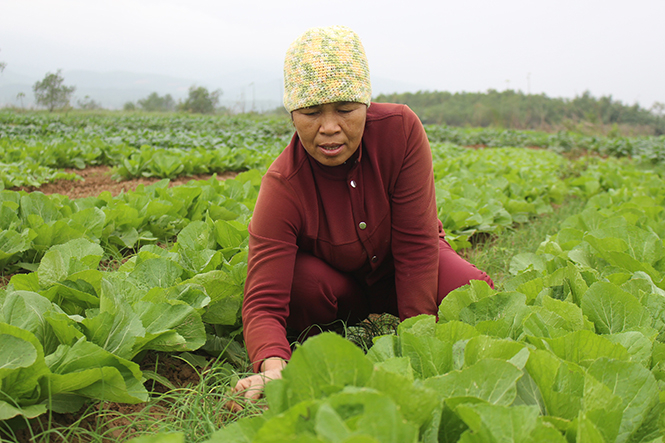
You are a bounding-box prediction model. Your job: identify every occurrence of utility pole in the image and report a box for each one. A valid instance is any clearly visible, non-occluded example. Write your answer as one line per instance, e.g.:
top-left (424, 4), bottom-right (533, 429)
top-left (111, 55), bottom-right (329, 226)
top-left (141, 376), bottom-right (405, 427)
top-left (249, 82), bottom-right (255, 113)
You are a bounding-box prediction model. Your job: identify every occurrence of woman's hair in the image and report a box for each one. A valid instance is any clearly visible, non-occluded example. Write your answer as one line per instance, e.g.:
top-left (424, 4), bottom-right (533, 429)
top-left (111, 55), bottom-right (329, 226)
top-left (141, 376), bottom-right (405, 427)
top-left (283, 25), bottom-right (372, 113)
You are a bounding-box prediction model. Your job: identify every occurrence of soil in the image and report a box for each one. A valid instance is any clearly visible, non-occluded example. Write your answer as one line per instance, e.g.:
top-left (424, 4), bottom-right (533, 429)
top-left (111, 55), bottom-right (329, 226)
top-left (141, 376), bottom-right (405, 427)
top-left (15, 166), bottom-right (239, 200)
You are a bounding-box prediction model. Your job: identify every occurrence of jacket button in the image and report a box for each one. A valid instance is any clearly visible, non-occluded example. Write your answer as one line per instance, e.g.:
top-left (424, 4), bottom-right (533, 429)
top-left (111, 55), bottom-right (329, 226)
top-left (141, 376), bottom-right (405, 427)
top-left (359, 222), bottom-right (367, 230)
top-left (371, 255), bottom-right (377, 263)
top-left (350, 180), bottom-right (357, 188)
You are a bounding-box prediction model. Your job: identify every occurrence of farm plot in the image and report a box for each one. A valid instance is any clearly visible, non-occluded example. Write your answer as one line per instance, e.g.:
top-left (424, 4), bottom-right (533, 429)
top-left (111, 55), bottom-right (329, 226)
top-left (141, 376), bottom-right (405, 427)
top-left (0, 111), bottom-right (664, 442)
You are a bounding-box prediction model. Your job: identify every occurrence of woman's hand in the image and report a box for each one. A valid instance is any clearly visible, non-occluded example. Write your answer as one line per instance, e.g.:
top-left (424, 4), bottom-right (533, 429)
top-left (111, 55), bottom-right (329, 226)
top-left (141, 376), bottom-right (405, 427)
top-left (228, 357), bottom-right (287, 412)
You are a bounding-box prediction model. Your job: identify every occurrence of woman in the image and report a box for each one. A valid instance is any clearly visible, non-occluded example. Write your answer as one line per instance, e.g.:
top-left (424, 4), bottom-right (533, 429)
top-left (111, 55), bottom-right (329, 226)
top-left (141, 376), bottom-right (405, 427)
top-left (233, 25), bottom-right (493, 402)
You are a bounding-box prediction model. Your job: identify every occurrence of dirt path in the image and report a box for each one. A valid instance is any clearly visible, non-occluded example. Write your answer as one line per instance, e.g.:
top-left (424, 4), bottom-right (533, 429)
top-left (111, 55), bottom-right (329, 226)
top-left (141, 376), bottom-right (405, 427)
top-left (16, 166), bottom-right (239, 199)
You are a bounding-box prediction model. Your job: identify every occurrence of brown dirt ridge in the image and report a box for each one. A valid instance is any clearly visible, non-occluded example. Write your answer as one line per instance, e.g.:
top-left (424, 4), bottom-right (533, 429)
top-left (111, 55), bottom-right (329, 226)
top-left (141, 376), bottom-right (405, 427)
top-left (15, 166), bottom-right (239, 199)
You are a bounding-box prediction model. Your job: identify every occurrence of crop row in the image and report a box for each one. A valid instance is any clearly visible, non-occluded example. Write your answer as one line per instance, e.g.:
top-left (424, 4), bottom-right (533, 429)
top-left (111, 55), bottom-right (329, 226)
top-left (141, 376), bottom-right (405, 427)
top-left (425, 124), bottom-right (665, 164)
top-left (0, 136), bottom-right (285, 188)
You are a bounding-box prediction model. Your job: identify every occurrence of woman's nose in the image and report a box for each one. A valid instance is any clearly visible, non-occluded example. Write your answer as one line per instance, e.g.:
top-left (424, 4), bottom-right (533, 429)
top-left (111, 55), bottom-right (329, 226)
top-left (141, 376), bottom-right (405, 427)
top-left (319, 113), bottom-right (341, 134)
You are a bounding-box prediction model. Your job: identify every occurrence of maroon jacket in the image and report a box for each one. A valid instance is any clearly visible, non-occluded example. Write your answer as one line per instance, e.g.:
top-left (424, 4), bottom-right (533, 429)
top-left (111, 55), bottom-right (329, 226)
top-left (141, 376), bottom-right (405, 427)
top-left (242, 103), bottom-right (443, 369)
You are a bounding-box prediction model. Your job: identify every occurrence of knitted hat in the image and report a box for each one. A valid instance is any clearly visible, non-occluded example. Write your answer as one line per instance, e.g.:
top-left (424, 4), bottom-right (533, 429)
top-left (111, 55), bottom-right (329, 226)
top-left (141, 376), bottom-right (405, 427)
top-left (283, 25), bottom-right (372, 112)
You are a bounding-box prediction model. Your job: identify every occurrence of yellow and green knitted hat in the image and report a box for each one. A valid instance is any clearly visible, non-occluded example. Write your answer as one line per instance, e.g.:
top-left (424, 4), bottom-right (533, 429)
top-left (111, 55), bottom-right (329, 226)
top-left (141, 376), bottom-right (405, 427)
top-left (283, 25), bottom-right (372, 112)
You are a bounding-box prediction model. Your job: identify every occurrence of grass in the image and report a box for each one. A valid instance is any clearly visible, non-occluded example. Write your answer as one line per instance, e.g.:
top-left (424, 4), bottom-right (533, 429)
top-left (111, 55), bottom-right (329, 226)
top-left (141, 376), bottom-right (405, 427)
top-left (459, 197), bottom-right (587, 289)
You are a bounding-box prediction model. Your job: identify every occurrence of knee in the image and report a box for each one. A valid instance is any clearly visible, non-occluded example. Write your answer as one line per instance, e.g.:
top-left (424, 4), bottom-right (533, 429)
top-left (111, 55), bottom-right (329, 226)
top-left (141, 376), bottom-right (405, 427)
top-left (437, 238), bottom-right (494, 300)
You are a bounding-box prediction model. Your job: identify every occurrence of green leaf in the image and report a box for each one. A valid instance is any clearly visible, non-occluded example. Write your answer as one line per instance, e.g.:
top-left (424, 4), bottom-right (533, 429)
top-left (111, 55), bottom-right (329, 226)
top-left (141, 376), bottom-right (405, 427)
top-left (605, 331), bottom-right (653, 365)
top-left (314, 401), bottom-right (353, 441)
top-left (581, 372), bottom-right (623, 443)
top-left (214, 219), bottom-right (248, 250)
top-left (581, 282), bottom-right (653, 334)
top-left (502, 270), bottom-right (544, 304)
top-left (320, 389), bottom-right (418, 443)
top-left (206, 415), bottom-right (267, 443)
top-left (586, 225), bottom-right (664, 267)
top-left (68, 207), bottom-right (106, 240)
top-left (458, 292), bottom-right (528, 339)
top-left (424, 359), bottom-right (523, 405)
top-left (435, 320), bottom-right (480, 344)
top-left (400, 329), bottom-right (453, 378)
top-left (0, 401), bottom-right (47, 421)
top-left (365, 335), bottom-right (400, 364)
top-left (513, 370), bottom-right (546, 414)
top-left (0, 229), bottom-right (31, 267)
top-left (509, 252), bottom-right (549, 275)
top-left (463, 336), bottom-right (528, 368)
top-left (252, 399), bottom-right (321, 442)
top-left (542, 263), bottom-right (590, 306)
top-left (524, 349), bottom-right (584, 420)
top-left (0, 323), bottom-right (50, 420)
top-left (527, 330), bottom-right (629, 367)
top-left (0, 334), bottom-right (37, 370)
top-left (43, 310), bottom-right (84, 347)
top-left (20, 192), bottom-right (60, 224)
top-left (367, 362), bottom-right (439, 427)
top-left (621, 272), bottom-right (665, 334)
top-left (176, 220), bottom-right (215, 251)
top-left (1, 290), bottom-right (61, 355)
top-left (587, 358), bottom-right (660, 443)
top-left (132, 300), bottom-right (206, 355)
top-left (438, 280), bottom-right (496, 322)
top-left (37, 238), bottom-right (104, 288)
top-left (54, 269), bottom-right (102, 310)
top-left (80, 303), bottom-right (144, 359)
top-left (187, 270), bottom-right (243, 326)
top-left (129, 257), bottom-right (184, 291)
top-left (454, 403), bottom-right (547, 443)
top-left (45, 337), bottom-right (148, 404)
top-left (566, 412), bottom-right (607, 443)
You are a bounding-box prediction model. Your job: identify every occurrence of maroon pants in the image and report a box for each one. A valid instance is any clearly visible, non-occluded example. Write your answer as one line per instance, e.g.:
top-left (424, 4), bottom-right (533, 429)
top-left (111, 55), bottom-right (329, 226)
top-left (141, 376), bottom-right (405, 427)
top-left (287, 238), bottom-right (494, 332)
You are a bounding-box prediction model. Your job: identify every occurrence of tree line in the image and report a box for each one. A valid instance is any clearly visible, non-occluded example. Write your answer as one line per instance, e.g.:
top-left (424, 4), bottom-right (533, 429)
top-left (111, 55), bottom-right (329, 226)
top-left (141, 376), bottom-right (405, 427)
top-left (374, 89), bottom-right (665, 135)
top-left (12, 70), bottom-right (223, 114)
top-left (123, 87), bottom-right (222, 114)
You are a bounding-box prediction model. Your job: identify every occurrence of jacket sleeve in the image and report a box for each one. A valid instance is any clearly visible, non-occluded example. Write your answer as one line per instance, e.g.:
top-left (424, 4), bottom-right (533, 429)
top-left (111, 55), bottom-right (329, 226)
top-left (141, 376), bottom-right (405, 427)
top-left (242, 171), bottom-right (301, 372)
top-left (390, 107), bottom-right (440, 319)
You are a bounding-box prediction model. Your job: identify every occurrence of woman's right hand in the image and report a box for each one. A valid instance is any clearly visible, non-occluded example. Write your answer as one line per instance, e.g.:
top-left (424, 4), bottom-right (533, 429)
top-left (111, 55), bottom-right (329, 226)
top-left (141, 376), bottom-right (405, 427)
top-left (228, 357), bottom-right (287, 412)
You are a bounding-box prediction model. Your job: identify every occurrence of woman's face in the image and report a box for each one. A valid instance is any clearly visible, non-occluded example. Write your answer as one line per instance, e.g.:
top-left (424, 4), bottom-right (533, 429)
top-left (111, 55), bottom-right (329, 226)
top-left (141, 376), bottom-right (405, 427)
top-left (291, 102), bottom-right (367, 167)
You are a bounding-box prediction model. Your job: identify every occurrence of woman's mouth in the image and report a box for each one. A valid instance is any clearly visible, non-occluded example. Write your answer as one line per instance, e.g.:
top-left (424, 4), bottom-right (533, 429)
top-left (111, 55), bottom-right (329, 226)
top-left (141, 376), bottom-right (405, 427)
top-left (319, 144), bottom-right (344, 155)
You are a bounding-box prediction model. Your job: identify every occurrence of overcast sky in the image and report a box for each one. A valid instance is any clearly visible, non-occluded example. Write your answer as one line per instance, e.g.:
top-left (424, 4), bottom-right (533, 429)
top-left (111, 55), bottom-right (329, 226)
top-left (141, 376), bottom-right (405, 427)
top-left (1, 0), bottom-right (664, 108)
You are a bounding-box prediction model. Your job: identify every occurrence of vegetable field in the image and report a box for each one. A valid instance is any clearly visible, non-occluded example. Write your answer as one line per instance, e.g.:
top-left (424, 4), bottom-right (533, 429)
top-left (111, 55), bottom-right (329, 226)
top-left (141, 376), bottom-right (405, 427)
top-left (1, 110), bottom-right (664, 443)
